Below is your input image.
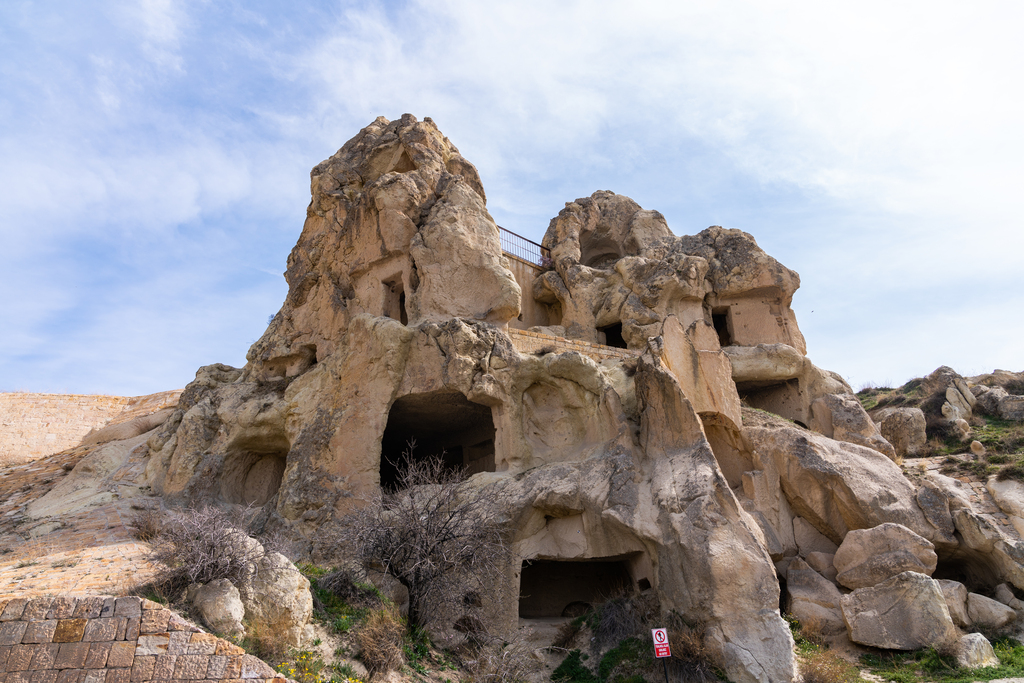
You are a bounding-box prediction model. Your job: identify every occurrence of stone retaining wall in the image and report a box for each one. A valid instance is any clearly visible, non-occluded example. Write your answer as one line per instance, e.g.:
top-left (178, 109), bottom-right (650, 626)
top-left (507, 328), bottom-right (640, 363)
top-left (0, 596), bottom-right (284, 683)
top-left (0, 391), bottom-right (181, 466)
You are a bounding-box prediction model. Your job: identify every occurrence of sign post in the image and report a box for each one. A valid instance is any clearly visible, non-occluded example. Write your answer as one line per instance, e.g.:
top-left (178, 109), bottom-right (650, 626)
top-left (651, 628), bottom-right (671, 683)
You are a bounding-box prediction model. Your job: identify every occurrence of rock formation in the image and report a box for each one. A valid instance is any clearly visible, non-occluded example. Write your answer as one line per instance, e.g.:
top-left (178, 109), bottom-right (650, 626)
top-left (21, 115), bottom-right (1024, 682)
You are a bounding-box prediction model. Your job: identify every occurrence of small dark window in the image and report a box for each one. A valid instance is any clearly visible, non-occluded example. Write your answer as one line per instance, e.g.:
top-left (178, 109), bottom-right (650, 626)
top-left (599, 323), bottom-right (626, 349)
top-left (637, 578), bottom-right (652, 591)
top-left (712, 307), bottom-right (732, 347)
top-left (383, 278), bottom-right (407, 325)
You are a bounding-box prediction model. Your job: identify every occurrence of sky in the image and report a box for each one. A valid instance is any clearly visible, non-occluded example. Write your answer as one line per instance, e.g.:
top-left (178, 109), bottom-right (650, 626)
top-left (1, 0), bottom-right (1022, 396)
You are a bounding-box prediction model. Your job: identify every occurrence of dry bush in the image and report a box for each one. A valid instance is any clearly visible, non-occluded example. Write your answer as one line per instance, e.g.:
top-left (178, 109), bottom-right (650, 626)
top-left (127, 506), bottom-right (165, 542)
top-left (552, 620), bottom-right (583, 650)
top-left (243, 618), bottom-right (289, 665)
top-left (357, 605), bottom-right (405, 677)
top-left (462, 632), bottom-right (535, 683)
top-left (145, 504), bottom-right (266, 598)
top-left (342, 445), bottom-right (512, 629)
top-left (800, 650), bottom-right (859, 683)
top-left (592, 591), bottom-right (659, 650)
top-left (315, 568), bottom-right (383, 611)
top-left (666, 616), bottom-right (718, 683)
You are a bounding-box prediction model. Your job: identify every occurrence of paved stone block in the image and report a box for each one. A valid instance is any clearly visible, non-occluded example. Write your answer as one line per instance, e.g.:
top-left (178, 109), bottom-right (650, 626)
top-left (29, 643), bottom-right (58, 670)
top-left (153, 655), bottom-right (177, 679)
top-left (213, 641), bottom-right (244, 656)
top-left (1, 599), bottom-right (28, 621)
top-left (73, 599), bottom-right (105, 619)
top-left (8, 672), bottom-right (32, 683)
top-left (114, 619), bottom-right (126, 642)
top-left (56, 669), bottom-right (83, 683)
top-left (186, 634), bottom-right (218, 656)
top-left (140, 600), bottom-right (163, 611)
top-left (46, 599), bottom-right (78, 620)
top-left (8, 645), bottom-right (37, 671)
top-left (22, 599), bottom-right (54, 621)
top-left (206, 656), bottom-right (228, 678)
top-left (84, 642), bottom-right (111, 669)
top-left (114, 599), bottom-right (142, 619)
top-left (0, 644), bottom-right (11, 668)
top-left (239, 655), bottom-right (274, 679)
top-left (167, 633), bottom-right (190, 655)
top-left (29, 670), bottom-right (57, 683)
top-left (54, 642), bottom-right (90, 669)
top-left (82, 671), bottom-right (106, 683)
top-left (136, 634), bottom-right (170, 656)
top-left (166, 615), bottom-right (192, 633)
top-left (0, 622), bottom-right (28, 646)
top-left (22, 621), bottom-right (57, 644)
top-left (107, 642), bottom-right (135, 668)
top-left (53, 620), bottom-right (87, 643)
top-left (105, 670), bottom-right (129, 683)
top-left (124, 619), bottom-right (140, 642)
top-left (140, 612), bottom-right (169, 635)
top-left (131, 655), bottom-right (156, 682)
top-left (173, 655), bottom-right (208, 679)
top-left (99, 600), bottom-right (116, 619)
top-left (223, 657), bottom-right (242, 678)
top-left (83, 619), bottom-right (117, 642)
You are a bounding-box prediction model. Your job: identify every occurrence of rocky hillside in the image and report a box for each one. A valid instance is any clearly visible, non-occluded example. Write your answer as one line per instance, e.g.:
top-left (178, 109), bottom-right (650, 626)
top-left (3, 115), bottom-right (1024, 683)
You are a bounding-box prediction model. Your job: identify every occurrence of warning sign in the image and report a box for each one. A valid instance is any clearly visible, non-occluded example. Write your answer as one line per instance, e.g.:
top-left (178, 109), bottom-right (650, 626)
top-left (651, 628), bottom-right (671, 658)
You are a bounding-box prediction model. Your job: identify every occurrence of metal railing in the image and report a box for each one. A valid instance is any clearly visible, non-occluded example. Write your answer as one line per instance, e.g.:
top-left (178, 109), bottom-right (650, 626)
top-left (498, 226), bottom-right (551, 267)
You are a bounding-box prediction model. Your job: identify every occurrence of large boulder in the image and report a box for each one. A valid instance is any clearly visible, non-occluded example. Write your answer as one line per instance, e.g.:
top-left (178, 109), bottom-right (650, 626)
top-left (745, 419), bottom-right (948, 547)
top-left (833, 523), bottom-right (937, 589)
top-left (840, 572), bottom-right (958, 650)
top-left (187, 579), bottom-right (246, 637)
top-left (784, 558), bottom-right (845, 636)
top-left (809, 393), bottom-right (896, 460)
top-left (238, 551), bottom-right (314, 647)
top-left (873, 407), bottom-right (927, 458)
top-left (937, 579), bottom-right (970, 628)
top-left (967, 592), bottom-right (1016, 630)
top-left (953, 634), bottom-right (1000, 669)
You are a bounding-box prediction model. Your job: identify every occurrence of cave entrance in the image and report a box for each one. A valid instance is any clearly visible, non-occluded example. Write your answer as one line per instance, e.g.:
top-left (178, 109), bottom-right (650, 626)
top-left (221, 437), bottom-right (289, 507)
top-left (383, 277), bottom-right (408, 325)
top-left (380, 390), bottom-right (496, 491)
top-left (737, 379), bottom-right (803, 424)
top-left (518, 557), bottom-right (641, 618)
top-left (712, 307), bottom-right (732, 347)
top-left (599, 323), bottom-right (627, 349)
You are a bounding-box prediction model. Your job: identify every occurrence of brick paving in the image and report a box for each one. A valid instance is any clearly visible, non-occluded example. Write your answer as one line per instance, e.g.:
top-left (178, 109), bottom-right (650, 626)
top-left (0, 595), bottom-right (284, 682)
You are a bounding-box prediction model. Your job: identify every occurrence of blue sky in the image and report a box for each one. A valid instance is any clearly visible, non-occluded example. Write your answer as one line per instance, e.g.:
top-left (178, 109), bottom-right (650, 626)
top-left (2, 0), bottom-right (1021, 396)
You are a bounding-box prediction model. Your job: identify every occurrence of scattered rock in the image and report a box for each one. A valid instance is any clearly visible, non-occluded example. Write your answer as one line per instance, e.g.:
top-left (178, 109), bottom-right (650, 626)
top-left (873, 407), bottom-right (927, 458)
top-left (187, 579), bottom-right (245, 636)
top-left (936, 579), bottom-right (970, 628)
top-left (953, 633), bottom-right (1000, 669)
top-left (785, 558), bottom-right (846, 636)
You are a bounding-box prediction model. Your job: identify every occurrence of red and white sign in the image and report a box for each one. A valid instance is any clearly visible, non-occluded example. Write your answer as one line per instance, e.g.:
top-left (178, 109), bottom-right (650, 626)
top-left (651, 628), bottom-right (671, 658)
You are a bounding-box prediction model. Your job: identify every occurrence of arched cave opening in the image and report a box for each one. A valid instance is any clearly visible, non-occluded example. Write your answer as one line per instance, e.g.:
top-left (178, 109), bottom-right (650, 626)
top-left (221, 437), bottom-right (290, 507)
top-left (599, 323), bottom-right (627, 349)
top-left (380, 390), bottom-right (496, 491)
top-left (934, 555), bottom-right (1003, 595)
top-left (518, 555), bottom-right (648, 618)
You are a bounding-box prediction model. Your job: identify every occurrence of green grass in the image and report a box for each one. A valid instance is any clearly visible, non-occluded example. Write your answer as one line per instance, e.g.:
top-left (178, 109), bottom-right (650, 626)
top-left (861, 638), bottom-right (1024, 683)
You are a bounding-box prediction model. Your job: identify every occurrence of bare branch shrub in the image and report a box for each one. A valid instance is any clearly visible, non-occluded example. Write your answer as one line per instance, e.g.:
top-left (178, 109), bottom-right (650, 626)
top-left (462, 633), bottom-right (535, 683)
top-left (357, 605), bottom-right (405, 676)
top-left (592, 591), bottom-right (659, 650)
top-left (666, 614), bottom-right (718, 683)
top-left (144, 504), bottom-right (267, 598)
top-left (342, 444), bottom-right (513, 630)
top-left (127, 506), bottom-right (165, 542)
